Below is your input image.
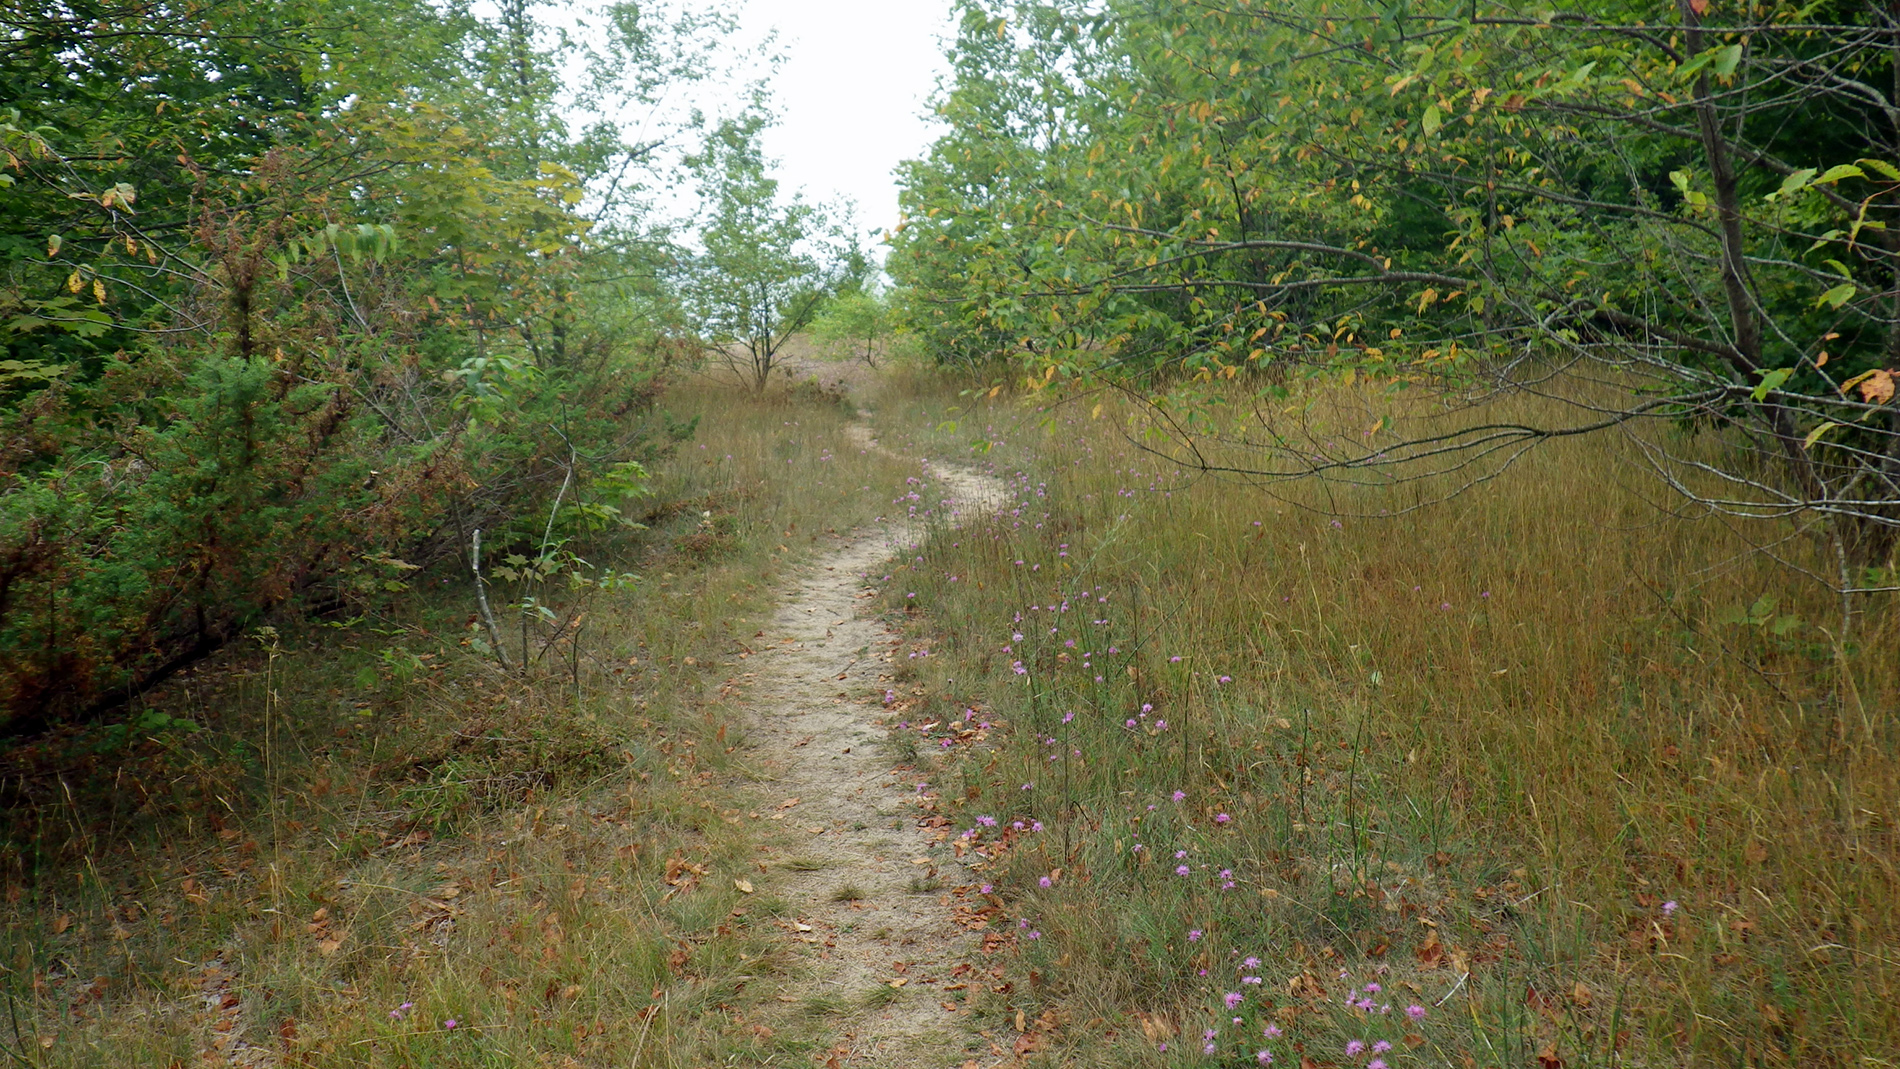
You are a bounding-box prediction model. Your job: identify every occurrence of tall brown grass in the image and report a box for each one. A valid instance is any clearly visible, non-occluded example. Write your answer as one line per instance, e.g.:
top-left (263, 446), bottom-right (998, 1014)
top-left (868, 370), bottom-right (1898, 1066)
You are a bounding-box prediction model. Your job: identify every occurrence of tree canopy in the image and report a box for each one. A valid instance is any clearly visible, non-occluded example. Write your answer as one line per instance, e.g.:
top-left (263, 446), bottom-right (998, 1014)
top-left (0, 0), bottom-right (746, 727)
top-left (893, 0), bottom-right (1899, 585)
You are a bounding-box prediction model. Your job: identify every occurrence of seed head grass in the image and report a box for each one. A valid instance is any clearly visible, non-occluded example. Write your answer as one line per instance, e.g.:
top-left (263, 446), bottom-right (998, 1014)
top-left (865, 368), bottom-right (1899, 1066)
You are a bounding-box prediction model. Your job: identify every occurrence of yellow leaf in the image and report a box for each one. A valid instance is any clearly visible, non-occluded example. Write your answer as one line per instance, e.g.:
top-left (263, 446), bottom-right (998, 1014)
top-left (1803, 422), bottom-right (1842, 449)
top-left (1860, 368), bottom-right (1896, 405)
top-left (733, 878), bottom-right (754, 894)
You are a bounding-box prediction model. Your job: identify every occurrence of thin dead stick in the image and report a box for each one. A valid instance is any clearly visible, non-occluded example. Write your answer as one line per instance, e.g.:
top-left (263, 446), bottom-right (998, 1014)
top-left (471, 528), bottom-right (512, 672)
top-left (1436, 971), bottom-right (1470, 1006)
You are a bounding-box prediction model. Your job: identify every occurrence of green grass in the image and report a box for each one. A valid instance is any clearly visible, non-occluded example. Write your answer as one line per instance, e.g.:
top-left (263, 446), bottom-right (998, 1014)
top-left (863, 368), bottom-right (1900, 1068)
top-left (0, 381), bottom-right (916, 1066)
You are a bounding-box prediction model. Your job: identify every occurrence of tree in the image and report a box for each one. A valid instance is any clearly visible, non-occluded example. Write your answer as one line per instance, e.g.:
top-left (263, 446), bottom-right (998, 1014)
top-left (680, 112), bottom-right (857, 391)
top-left (894, 0), bottom-right (1899, 601)
top-left (0, 0), bottom-right (733, 728)
top-left (811, 287), bottom-right (898, 367)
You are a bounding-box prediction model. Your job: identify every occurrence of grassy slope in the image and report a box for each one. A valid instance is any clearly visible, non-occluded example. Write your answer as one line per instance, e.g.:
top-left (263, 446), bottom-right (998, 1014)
top-left (0, 381), bottom-right (918, 1066)
top-left (865, 370), bottom-right (1898, 1068)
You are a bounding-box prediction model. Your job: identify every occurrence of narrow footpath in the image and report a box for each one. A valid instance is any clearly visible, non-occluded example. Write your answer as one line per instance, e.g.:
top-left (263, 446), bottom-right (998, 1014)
top-left (739, 420), bottom-right (1006, 1068)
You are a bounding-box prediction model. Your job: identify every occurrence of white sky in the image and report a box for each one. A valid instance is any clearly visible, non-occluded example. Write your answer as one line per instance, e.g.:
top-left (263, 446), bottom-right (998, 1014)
top-left (732, 0), bottom-right (958, 236)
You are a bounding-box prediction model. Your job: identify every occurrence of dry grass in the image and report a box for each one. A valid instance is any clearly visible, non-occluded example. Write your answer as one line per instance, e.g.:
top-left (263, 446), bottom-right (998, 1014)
top-left (0, 382), bottom-right (915, 1066)
top-left (864, 368), bottom-right (1899, 1066)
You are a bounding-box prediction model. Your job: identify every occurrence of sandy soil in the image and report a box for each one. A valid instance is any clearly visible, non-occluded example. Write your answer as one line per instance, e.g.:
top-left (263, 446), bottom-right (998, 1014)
top-left (738, 419), bottom-right (1005, 1067)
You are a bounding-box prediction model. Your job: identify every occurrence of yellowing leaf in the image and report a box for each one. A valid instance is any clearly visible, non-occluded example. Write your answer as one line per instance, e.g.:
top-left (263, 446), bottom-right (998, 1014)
top-left (1802, 422), bottom-right (1842, 449)
top-left (733, 878), bottom-right (754, 894)
top-left (1421, 104), bottom-right (1442, 135)
top-left (1859, 368), bottom-right (1895, 405)
top-left (1815, 164), bottom-right (1866, 186)
top-left (1859, 158), bottom-right (1900, 181)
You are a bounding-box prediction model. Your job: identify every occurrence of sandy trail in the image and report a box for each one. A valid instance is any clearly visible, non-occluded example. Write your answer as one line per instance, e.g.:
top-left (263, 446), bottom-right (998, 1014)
top-left (738, 420), bottom-right (1004, 1068)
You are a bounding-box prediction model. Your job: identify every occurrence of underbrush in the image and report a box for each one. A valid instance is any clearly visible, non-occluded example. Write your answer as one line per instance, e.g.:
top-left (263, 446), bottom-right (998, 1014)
top-left (867, 373), bottom-right (1898, 1067)
top-left (0, 384), bottom-right (913, 1066)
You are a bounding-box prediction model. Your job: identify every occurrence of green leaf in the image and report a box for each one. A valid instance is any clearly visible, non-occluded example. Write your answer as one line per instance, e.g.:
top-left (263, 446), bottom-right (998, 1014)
top-left (1816, 283), bottom-right (1856, 309)
top-left (1421, 104), bottom-right (1442, 135)
top-left (1768, 168), bottom-right (1815, 200)
top-left (1815, 164), bottom-right (1865, 185)
top-left (1859, 158), bottom-right (1900, 181)
top-left (1751, 366), bottom-right (1792, 401)
top-left (1710, 44), bottom-right (1742, 78)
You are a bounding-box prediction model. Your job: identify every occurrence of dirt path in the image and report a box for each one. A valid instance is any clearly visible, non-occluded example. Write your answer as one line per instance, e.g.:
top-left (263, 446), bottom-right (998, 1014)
top-left (739, 420), bottom-right (1004, 1068)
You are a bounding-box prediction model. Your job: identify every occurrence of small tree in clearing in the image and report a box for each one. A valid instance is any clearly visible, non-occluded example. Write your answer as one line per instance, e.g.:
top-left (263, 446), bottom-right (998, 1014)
top-left (681, 112), bottom-right (851, 391)
top-left (811, 287), bottom-right (896, 368)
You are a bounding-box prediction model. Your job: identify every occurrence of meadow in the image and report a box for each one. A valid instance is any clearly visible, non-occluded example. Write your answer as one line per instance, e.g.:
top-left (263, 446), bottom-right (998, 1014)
top-left (865, 369), bottom-right (1899, 1068)
top-left (0, 382), bottom-right (916, 1066)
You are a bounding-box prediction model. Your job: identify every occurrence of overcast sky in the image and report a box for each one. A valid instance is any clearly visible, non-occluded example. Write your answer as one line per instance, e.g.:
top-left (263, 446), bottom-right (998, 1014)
top-left (733, 0), bottom-right (958, 236)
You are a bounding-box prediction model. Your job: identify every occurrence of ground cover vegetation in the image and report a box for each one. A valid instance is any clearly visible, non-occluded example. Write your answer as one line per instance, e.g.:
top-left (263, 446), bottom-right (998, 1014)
top-left (866, 375), bottom-right (1897, 1068)
top-left (0, 383), bottom-right (918, 1063)
top-left (871, 1), bottom-right (1900, 1063)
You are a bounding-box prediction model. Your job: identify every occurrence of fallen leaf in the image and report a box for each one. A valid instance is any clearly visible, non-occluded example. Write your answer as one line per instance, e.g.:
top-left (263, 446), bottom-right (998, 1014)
top-left (1572, 981), bottom-right (1593, 1007)
top-left (733, 878), bottom-right (754, 894)
top-left (1136, 1010), bottom-right (1177, 1041)
top-left (51, 913), bottom-right (71, 935)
